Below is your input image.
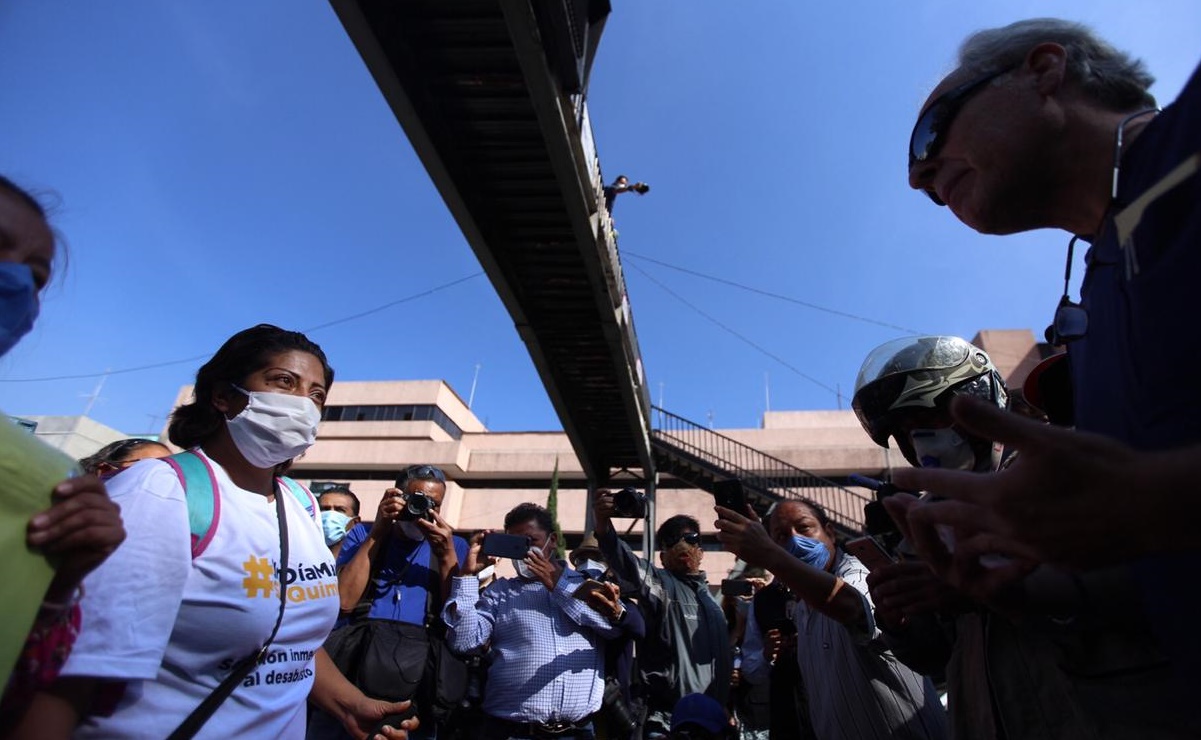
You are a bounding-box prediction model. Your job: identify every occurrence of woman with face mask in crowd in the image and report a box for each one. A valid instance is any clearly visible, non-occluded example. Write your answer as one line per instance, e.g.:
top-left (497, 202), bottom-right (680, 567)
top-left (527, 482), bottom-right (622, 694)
top-left (78, 437), bottom-right (172, 478)
top-left (716, 499), bottom-right (947, 740)
top-left (0, 176), bottom-right (126, 735)
top-left (19, 324), bottom-right (416, 739)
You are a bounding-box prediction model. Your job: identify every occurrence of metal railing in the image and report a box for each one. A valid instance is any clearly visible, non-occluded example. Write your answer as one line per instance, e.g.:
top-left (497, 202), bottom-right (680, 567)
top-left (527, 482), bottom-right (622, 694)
top-left (651, 406), bottom-right (870, 533)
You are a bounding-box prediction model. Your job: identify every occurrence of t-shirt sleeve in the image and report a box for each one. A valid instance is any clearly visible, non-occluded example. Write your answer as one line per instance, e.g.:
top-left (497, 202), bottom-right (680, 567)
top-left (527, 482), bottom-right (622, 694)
top-left (336, 522), bottom-right (369, 570)
top-left (61, 460), bottom-right (193, 680)
top-left (453, 535), bottom-right (469, 565)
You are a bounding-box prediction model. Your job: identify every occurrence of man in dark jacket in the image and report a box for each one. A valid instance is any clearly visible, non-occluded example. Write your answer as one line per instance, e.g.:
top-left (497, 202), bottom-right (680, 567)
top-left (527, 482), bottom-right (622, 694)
top-left (593, 491), bottom-right (731, 738)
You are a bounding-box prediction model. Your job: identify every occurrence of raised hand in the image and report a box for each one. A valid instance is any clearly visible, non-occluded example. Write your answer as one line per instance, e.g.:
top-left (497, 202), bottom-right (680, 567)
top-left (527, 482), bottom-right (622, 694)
top-left (27, 474), bottom-right (125, 601)
top-left (525, 543), bottom-right (564, 591)
top-left (891, 395), bottom-right (1155, 569)
top-left (461, 530), bottom-right (497, 576)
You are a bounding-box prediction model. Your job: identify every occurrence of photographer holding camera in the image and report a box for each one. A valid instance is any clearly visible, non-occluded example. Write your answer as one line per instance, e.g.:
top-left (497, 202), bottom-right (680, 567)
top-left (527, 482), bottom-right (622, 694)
top-left (314, 465), bottom-right (469, 739)
top-left (593, 490), bottom-right (731, 738)
top-left (602, 175), bottom-right (650, 215)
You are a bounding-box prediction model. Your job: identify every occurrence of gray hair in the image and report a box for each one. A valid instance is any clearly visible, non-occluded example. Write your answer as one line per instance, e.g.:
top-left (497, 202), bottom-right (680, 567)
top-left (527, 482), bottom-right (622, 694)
top-left (958, 18), bottom-right (1156, 111)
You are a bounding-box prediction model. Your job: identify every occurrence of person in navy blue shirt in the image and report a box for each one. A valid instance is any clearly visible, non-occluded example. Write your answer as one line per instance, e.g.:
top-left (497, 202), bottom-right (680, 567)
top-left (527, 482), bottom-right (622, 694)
top-left (897, 16), bottom-right (1201, 736)
top-left (321, 465), bottom-right (469, 739)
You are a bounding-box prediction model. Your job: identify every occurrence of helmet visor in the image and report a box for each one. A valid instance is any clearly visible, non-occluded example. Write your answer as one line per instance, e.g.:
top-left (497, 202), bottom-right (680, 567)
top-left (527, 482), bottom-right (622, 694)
top-left (852, 336), bottom-right (1005, 448)
top-left (854, 336), bottom-right (972, 392)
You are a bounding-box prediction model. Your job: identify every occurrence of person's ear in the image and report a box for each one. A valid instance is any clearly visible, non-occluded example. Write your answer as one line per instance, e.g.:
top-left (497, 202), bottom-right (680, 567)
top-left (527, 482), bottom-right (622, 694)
top-left (212, 383), bottom-right (243, 418)
top-left (1025, 42), bottom-right (1067, 97)
top-left (96, 461), bottom-right (119, 476)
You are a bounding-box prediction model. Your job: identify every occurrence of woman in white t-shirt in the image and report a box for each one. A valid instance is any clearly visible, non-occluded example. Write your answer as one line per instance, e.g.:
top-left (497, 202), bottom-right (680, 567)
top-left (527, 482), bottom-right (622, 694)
top-left (22, 325), bottom-right (415, 739)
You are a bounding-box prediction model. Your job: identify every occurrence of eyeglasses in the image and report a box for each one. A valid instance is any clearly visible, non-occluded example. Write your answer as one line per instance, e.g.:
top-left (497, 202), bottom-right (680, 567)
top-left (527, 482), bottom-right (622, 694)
top-left (403, 464), bottom-right (446, 483)
top-left (664, 531), bottom-right (701, 549)
top-left (910, 66), bottom-right (1013, 204)
top-left (1044, 236), bottom-right (1089, 345)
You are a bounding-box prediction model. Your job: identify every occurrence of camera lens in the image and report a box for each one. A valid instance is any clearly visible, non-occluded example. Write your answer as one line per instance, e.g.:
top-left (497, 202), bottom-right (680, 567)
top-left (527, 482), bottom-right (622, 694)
top-left (402, 492), bottom-right (434, 521)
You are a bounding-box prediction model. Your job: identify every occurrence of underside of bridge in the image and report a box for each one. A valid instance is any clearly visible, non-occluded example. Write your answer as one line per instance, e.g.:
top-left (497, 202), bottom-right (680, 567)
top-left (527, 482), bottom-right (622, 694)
top-left (331, 0), bottom-right (653, 484)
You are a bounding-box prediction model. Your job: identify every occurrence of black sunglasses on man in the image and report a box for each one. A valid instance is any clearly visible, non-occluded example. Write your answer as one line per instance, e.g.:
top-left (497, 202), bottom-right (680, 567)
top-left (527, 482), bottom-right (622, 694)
top-left (909, 66), bottom-right (1014, 204)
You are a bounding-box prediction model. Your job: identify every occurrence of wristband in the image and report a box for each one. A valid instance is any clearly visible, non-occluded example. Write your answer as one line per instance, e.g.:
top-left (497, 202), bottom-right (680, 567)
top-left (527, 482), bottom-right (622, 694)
top-left (40, 586), bottom-right (84, 618)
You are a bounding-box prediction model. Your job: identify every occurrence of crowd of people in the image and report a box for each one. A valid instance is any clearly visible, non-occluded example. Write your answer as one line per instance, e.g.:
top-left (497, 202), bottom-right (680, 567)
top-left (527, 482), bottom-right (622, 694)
top-left (2, 14), bottom-right (1198, 740)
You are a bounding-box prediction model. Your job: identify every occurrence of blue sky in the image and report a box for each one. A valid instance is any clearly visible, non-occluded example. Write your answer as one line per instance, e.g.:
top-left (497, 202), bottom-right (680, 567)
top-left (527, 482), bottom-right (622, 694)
top-left (1, 2), bottom-right (1198, 436)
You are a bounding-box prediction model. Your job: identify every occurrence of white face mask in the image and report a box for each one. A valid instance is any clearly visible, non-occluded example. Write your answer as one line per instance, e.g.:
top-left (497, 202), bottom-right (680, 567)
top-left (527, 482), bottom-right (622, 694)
top-left (476, 564), bottom-right (496, 582)
top-left (577, 559), bottom-right (606, 578)
top-left (910, 427), bottom-right (976, 471)
top-left (226, 385), bottom-right (321, 469)
top-left (398, 520), bottom-right (426, 541)
top-left (512, 541), bottom-right (548, 580)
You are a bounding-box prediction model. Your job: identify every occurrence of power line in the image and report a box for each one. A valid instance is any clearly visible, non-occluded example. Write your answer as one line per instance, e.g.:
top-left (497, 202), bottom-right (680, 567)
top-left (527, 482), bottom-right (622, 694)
top-left (301, 272), bottom-right (482, 332)
top-left (0, 271), bottom-right (485, 383)
top-left (626, 261), bottom-right (844, 402)
top-left (623, 250), bottom-right (923, 335)
top-left (623, 251), bottom-right (1038, 370)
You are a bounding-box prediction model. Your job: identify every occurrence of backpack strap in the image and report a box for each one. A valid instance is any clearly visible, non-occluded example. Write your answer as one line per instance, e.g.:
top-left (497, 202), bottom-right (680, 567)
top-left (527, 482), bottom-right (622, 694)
top-left (162, 450), bottom-right (221, 559)
top-left (277, 476), bottom-right (318, 524)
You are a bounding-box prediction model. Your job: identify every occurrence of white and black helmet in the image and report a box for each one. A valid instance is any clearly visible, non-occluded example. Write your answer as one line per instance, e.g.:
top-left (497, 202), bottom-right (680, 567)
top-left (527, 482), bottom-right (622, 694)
top-left (851, 336), bottom-right (1008, 466)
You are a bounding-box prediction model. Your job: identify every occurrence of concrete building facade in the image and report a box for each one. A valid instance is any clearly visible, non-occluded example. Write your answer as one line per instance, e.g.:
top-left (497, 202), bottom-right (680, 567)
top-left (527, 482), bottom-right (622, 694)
top-left (16, 415), bottom-right (132, 461)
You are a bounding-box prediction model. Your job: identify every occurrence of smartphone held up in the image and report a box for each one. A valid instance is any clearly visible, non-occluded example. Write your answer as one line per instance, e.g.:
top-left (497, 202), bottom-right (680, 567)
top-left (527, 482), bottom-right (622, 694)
top-left (480, 532), bottom-right (531, 560)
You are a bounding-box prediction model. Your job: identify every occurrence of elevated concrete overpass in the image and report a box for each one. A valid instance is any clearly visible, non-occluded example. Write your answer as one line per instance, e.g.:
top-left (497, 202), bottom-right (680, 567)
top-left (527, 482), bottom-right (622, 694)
top-left (331, 0), bottom-right (653, 484)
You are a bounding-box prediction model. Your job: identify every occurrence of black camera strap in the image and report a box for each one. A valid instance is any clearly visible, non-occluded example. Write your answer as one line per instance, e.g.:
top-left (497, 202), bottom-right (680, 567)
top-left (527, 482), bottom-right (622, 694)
top-left (168, 483), bottom-right (291, 740)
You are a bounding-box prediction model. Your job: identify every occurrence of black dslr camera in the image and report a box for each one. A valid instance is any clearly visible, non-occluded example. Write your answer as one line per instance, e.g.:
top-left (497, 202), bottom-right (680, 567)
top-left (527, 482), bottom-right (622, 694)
top-left (399, 492), bottom-right (435, 521)
top-left (611, 487), bottom-right (647, 518)
top-left (394, 474), bottom-right (436, 522)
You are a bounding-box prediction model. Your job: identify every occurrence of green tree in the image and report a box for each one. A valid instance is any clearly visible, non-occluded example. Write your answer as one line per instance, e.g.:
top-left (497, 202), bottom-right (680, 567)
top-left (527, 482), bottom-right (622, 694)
top-left (546, 458), bottom-right (566, 559)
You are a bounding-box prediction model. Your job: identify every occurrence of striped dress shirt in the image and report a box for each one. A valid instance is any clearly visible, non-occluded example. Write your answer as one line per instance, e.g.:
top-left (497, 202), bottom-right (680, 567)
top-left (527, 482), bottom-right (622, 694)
top-left (795, 552), bottom-right (948, 740)
top-left (443, 569), bottom-right (622, 723)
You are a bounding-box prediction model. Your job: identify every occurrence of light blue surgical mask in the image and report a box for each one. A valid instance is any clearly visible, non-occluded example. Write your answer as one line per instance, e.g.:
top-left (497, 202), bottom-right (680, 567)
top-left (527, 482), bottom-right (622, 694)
top-left (321, 510), bottom-right (352, 547)
top-left (0, 263), bottom-right (38, 357)
top-left (787, 534), bottom-right (831, 571)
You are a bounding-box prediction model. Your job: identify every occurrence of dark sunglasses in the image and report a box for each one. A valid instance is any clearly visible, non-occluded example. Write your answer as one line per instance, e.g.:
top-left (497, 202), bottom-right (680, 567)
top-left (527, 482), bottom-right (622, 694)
top-left (664, 531), bottom-right (701, 549)
top-left (403, 464), bottom-right (446, 483)
top-left (1044, 237), bottom-right (1089, 345)
top-left (1045, 298), bottom-right (1089, 345)
top-left (909, 66), bottom-right (1013, 204)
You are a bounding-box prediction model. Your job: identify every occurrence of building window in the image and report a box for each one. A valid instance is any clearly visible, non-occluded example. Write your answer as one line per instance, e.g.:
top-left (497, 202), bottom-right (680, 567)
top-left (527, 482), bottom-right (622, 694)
top-left (321, 404), bottom-right (462, 440)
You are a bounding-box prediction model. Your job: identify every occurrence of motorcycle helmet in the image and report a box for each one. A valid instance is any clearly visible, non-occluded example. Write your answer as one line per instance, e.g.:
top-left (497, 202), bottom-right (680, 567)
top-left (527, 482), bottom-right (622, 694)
top-left (852, 336), bottom-right (1008, 469)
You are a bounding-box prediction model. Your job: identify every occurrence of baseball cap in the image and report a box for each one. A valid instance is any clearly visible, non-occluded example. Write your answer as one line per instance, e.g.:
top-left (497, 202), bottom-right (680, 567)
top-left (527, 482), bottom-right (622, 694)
top-left (670, 693), bottom-right (727, 734)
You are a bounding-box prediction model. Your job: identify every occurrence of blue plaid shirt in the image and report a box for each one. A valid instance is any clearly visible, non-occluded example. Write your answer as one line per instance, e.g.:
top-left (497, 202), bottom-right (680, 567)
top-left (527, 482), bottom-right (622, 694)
top-left (443, 568), bottom-right (622, 723)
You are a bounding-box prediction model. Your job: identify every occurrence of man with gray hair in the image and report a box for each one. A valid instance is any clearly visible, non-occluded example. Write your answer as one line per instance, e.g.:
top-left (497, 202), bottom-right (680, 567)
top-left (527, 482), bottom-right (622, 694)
top-left (895, 16), bottom-right (1201, 737)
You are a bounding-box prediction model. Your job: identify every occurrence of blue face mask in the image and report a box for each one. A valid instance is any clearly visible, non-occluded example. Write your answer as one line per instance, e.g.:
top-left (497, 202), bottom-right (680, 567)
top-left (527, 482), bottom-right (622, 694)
top-left (0, 263), bottom-right (38, 357)
top-left (321, 510), bottom-right (353, 547)
top-left (787, 534), bottom-right (831, 571)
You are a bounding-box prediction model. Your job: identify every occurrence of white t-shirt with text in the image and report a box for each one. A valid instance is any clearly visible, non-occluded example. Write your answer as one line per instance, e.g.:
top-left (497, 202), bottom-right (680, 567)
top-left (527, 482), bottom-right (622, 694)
top-left (63, 450), bottom-right (339, 739)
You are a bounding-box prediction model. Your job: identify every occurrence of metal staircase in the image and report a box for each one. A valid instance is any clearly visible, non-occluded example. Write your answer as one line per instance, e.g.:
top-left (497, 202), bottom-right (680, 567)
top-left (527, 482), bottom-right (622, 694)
top-left (651, 406), bottom-right (870, 536)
